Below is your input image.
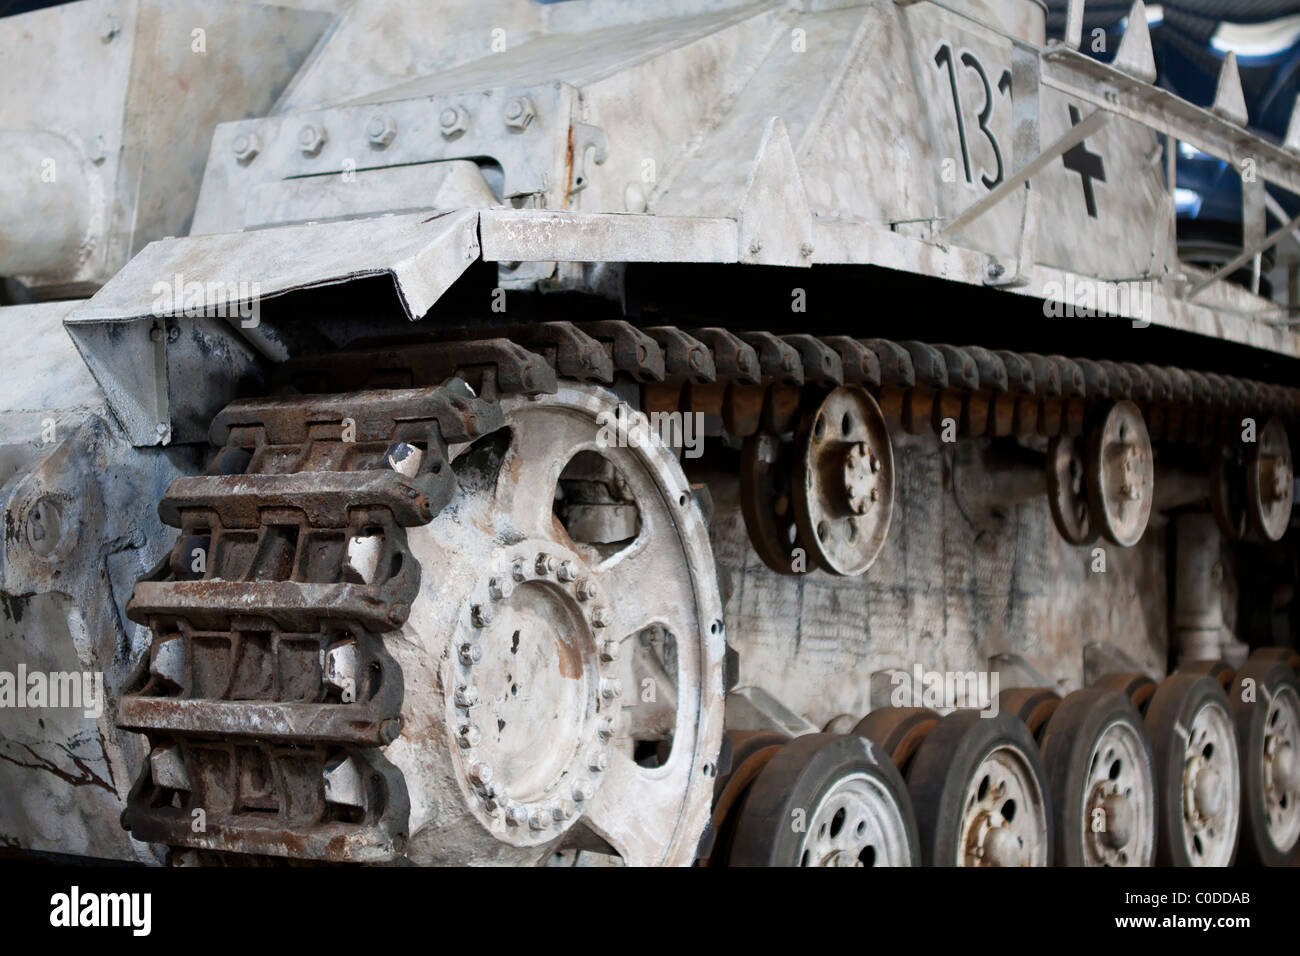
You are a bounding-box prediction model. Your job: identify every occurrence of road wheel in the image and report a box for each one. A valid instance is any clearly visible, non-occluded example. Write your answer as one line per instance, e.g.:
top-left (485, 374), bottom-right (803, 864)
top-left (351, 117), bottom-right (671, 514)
top-left (1229, 659), bottom-right (1300, 866)
top-left (1039, 688), bottom-right (1157, 866)
top-left (905, 710), bottom-right (1052, 866)
top-left (728, 733), bottom-right (919, 867)
top-left (1146, 673), bottom-right (1241, 866)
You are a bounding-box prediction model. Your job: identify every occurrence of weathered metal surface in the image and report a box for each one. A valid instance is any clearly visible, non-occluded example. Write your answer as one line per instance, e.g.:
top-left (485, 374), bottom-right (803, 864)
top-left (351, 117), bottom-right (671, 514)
top-left (63, 210), bottom-right (481, 446)
top-left (0, 302), bottom-right (195, 861)
top-left (0, 0), bottom-right (331, 294)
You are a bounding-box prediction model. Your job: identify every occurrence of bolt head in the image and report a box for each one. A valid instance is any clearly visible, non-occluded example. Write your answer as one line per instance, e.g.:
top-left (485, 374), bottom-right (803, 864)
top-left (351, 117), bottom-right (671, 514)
top-left (456, 724), bottom-right (481, 748)
top-left (592, 606), bottom-right (611, 628)
top-left (528, 809), bottom-right (550, 831)
top-left (512, 558), bottom-right (527, 582)
top-left (596, 717), bottom-right (614, 741)
top-left (231, 132), bottom-right (259, 163)
top-left (552, 799), bottom-right (574, 822)
top-left (488, 576), bottom-right (510, 601)
top-left (599, 640), bottom-right (619, 663)
top-left (469, 761), bottom-right (492, 786)
top-left (439, 105), bottom-right (470, 138)
top-left (504, 96), bottom-right (536, 130)
top-left (298, 124), bottom-right (327, 156)
top-left (535, 553), bottom-right (555, 576)
top-left (506, 805), bottom-right (528, 827)
top-left (557, 560), bottom-right (577, 582)
top-left (599, 678), bottom-right (622, 700)
top-left (576, 579), bottom-right (598, 602)
top-left (458, 642), bottom-right (482, 665)
top-left (588, 751), bottom-right (608, 772)
top-left (471, 604), bottom-right (493, 627)
top-left (366, 113), bottom-right (396, 147)
top-left (572, 782), bottom-right (594, 802)
top-left (455, 684), bottom-right (478, 708)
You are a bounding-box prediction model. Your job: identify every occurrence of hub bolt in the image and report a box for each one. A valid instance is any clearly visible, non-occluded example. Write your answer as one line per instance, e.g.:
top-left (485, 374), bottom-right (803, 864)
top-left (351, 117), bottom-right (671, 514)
top-left (458, 642), bottom-right (482, 665)
top-left (576, 579), bottom-right (598, 602)
top-left (592, 606), bottom-right (611, 628)
top-left (588, 751), bottom-right (608, 772)
top-left (599, 640), bottom-right (620, 662)
top-left (469, 762), bottom-right (493, 786)
top-left (535, 553), bottom-right (555, 576)
top-left (454, 684), bottom-right (478, 708)
top-left (471, 604), bottom-right (493, 627)
top-left (557, 560), bottom-right (577, 582)
top-left (599, 678), bottom-right (622, 700)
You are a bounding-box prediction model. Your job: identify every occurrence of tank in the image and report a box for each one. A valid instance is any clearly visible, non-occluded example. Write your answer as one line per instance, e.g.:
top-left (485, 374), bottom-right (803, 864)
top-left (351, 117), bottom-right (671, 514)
top-left (1, 0), bottom-right (1298, 869)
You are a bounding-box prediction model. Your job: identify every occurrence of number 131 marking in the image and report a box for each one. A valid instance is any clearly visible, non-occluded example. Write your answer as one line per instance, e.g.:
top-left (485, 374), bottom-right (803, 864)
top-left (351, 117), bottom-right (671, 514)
top-left (934, 43), bottom-right (1010, 190)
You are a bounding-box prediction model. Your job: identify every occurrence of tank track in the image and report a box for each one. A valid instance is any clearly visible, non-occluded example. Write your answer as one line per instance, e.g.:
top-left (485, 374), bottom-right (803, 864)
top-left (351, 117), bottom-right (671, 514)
top-left (118, 321), bottom-right (1297, 864)
top-left (117, 381), bottom-right (504, 863)
top-left (278, 322), bottom-right (1299, 443)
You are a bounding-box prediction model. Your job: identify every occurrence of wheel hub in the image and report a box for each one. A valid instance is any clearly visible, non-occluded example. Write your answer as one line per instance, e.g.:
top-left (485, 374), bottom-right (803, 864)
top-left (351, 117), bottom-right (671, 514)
top-left (1081, 717), bottom-right (1153, 866)
top-left (1260, 686), bottom-right (1300, 849)
top-left (1176, 699), bottom-right (1240, 865)
top-left (1098, 793), bottom-right (1133, 848)
top-left (842, 442), bottom-right (880, 515)
top-left (451, 541), bottom-right (613, 840)
top-left (1191, 763), bottom-right (1225, 821)
top-left (960, 746), bottom-right (1048, 867)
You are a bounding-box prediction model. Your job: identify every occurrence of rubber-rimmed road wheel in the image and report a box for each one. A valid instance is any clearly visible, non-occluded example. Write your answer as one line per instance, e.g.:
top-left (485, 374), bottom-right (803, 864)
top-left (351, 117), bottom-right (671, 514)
top-left (1146, 673), bottom-right (1241, 866)
top-left (999, 687), bottom-right (1062, 741)
top-left (1230, 659), bottom-right (1300, 866)
top-left (1039, 688), bottom-right (1157, 866)
top-left (1250, 646), bottom-right (1300, 675)
top-left (704, 730), bottom-right (790, 867)
top-left (728, 733), bottom-right (919, 867)
top-left (905, 710), bottom-right (1053, 866)
top-left (1094, 671), bottom-right (1158, 716)
top-left (1182, 659), bottom-right (1235, 693)
top-left (853, 707), bottom-right (939, 772)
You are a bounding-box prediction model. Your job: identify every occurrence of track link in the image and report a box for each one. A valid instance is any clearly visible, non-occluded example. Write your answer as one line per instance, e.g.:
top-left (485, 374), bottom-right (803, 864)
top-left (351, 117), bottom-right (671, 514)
top-left (117, 380), bottom-right (503, 863)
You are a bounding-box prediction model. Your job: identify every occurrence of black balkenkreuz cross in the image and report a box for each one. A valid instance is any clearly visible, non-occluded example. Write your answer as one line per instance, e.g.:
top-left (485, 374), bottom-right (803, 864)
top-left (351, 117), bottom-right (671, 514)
top-left (1062, 104), bottom-right (1106, 218)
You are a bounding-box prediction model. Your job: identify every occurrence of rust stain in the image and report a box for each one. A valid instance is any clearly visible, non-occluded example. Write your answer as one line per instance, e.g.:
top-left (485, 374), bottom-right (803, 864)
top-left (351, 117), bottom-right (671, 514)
top-left (0, 742), bottom-right (117, 795)
top-left (555, 633), bottom-right (583, 680)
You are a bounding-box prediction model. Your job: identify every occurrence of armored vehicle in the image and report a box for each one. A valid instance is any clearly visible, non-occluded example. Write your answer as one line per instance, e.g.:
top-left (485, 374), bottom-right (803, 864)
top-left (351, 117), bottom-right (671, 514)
top-left (1, 0), bottom-right (1299, 867)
